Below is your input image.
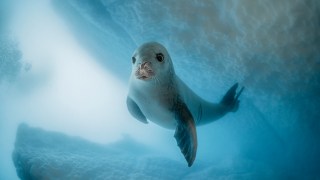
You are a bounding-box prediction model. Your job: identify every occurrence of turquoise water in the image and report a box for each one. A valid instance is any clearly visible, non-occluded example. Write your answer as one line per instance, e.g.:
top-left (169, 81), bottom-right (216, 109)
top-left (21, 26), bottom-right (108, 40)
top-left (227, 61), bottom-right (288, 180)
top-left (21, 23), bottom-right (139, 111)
top-left (1, 0), bottom-right (319, 179)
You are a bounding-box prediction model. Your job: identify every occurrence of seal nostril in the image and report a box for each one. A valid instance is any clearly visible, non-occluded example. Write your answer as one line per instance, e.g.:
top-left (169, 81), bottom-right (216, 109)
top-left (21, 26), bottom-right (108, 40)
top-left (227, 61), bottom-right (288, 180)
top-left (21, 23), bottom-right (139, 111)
top-left (141, 62), bottom-right (149, 69)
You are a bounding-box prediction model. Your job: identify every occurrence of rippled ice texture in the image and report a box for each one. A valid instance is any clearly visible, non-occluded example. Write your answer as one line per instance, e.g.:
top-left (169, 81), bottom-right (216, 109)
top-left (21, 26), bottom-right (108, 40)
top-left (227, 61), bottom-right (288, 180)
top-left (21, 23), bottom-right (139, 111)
top-left (1, 0), bottom-right (319, 179)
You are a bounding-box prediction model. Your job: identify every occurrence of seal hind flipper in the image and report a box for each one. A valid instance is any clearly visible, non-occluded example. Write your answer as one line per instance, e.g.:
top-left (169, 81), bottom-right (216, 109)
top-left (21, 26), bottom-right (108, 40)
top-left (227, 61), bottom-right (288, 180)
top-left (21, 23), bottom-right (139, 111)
top-left (220, 83), bottom-right (244, 112)
top-left (126, 96), bottom-right (148, 124)
top-left (174, 99), bottom-right (197, 167)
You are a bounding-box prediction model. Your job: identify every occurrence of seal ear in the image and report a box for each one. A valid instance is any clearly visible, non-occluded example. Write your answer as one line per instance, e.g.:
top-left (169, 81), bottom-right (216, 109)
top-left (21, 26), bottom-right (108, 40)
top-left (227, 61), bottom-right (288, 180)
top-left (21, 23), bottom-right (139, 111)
top-left (126, 96), bottom-right (148, 124)
top-left (132, 57), bottom-right (136, 64)
top-left (173, 98), bottom-right (198, 167)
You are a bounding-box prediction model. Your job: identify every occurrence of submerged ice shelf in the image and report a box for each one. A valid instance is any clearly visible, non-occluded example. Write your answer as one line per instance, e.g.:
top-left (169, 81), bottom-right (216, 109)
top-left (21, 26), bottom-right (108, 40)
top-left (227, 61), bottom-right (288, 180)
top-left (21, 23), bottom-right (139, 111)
top-left (51, 0), bottom-right (320, 177)
top-left (1, 0), bottom-right (319, 179)
top-left (13, 123), bottom-right (286, 179)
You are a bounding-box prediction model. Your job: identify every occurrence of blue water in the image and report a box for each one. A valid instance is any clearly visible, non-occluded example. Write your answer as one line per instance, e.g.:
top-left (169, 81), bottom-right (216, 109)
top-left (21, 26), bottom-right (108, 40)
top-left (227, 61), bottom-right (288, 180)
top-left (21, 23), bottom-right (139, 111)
top-left (1, 0), bottom-right (319, 179)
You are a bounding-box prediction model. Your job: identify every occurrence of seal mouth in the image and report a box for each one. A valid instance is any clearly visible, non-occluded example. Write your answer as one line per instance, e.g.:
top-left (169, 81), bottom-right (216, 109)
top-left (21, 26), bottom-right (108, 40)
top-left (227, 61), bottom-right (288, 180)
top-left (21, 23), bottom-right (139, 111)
top-left (138, 75), bottom-right (151, 80)
top-left (135, 62), bottom-right (154, 80)
top-left (136, 70), bottom-right (154, 80)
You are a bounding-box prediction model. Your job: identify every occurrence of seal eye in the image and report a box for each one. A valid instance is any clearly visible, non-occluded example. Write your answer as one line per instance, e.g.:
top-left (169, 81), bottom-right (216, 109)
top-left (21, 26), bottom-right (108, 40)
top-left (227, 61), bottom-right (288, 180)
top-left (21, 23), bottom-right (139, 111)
top-left (156, 53), bottom-right (164, 62)
top-left (132, 57), bottom-right (136, 64)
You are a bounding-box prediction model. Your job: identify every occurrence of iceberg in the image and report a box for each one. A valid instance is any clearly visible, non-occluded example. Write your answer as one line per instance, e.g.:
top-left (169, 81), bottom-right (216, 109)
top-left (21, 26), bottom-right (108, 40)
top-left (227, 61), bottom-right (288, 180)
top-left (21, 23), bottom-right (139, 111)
top-left (13, 123), bottom-right (286, 179)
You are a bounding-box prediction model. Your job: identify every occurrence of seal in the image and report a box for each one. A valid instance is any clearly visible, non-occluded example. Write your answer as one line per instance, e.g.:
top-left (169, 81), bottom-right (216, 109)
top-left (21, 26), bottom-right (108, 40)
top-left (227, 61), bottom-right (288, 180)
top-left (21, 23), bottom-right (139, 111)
top-left (127, 42), bottom-right (244, 167)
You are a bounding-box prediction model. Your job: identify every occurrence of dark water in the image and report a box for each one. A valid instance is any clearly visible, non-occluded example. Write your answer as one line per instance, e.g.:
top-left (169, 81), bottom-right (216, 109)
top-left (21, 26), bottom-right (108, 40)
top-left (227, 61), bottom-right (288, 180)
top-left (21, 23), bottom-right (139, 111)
top-left (1, 0), bottom-right (319, 179)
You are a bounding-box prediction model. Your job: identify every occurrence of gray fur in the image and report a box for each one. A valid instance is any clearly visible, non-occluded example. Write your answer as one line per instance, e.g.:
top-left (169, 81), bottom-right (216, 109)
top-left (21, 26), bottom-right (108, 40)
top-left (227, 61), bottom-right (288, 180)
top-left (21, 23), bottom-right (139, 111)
top-left (127, 42), bottom-right (243, 166)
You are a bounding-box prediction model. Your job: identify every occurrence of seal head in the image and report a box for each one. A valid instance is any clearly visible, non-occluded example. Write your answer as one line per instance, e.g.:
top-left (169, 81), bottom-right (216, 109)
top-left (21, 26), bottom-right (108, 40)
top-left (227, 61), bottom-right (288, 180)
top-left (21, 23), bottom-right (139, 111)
top-left (131, 42), bottom-right (174, 82)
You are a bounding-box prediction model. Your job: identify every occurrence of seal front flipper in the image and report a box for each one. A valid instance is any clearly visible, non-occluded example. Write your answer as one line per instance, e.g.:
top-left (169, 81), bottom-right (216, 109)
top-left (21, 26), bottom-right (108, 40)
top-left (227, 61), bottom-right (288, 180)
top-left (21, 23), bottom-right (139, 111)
top-left (126, 96), bottom-right (148, 124)
top-left (174, 99), bottom-right (197, 167)
top-left (220, 83), bottom-right (244, 112)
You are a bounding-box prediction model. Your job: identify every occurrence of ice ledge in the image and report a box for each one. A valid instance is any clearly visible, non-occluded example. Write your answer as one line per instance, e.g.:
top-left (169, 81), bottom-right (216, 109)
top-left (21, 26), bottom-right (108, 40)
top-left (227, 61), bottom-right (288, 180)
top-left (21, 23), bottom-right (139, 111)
top-left (12, 123), bottom-right (284, 179)
top-left (12, 123), bottom-right (189, 179)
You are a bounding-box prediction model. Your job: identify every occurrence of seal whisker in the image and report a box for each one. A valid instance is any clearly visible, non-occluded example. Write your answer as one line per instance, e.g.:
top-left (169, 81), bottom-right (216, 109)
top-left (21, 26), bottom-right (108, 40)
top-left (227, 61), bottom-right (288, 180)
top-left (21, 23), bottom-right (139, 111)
top-left (156, 76), bottom-right (161, 85)
top-left (153, 76), bottom-right (159, 85)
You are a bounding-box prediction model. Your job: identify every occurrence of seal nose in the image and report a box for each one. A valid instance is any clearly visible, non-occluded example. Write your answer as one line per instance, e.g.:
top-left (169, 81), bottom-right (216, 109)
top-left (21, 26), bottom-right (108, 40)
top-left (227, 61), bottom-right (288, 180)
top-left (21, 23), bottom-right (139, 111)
top-left (140, 61), bottom-right (150, 69)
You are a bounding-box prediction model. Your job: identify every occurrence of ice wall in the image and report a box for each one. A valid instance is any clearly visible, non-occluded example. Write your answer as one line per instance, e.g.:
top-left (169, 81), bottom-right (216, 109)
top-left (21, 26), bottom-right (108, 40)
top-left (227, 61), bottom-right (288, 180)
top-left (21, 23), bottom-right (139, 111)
top-left (1, 0), bottom-right (319, 179)
top-left (51, 0), bottom-right (320, 177)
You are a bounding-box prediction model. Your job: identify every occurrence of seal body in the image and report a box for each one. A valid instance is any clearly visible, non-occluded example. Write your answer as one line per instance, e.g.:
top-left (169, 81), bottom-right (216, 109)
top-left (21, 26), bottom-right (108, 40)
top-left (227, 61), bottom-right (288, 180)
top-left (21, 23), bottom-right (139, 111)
top-left (127, 42), bottom-right (243, 166)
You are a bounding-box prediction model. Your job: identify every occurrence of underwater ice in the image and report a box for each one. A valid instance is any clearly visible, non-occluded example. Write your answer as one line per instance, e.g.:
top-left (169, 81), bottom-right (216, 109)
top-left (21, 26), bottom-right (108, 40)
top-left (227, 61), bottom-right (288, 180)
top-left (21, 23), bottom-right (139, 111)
top-left (13, 124), bottom-right (282, 179)
top-left (1, 0), bottom-right (320, 179)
